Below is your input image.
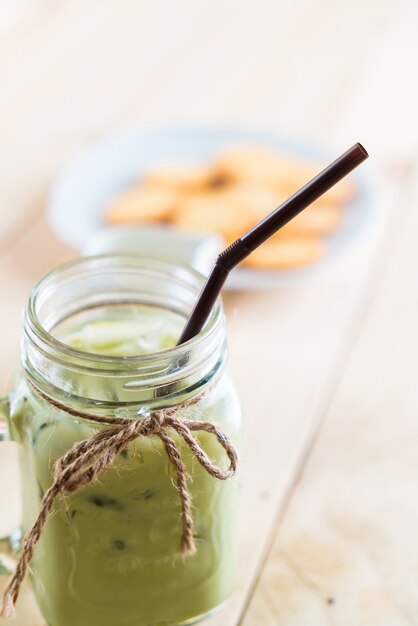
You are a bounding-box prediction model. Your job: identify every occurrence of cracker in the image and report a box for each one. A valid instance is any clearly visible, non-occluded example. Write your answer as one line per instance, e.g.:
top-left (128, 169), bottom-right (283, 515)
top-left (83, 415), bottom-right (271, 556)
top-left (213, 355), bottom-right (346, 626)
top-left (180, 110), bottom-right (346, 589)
top-left (214, 146), bottom-right (286, 187)
top-left (142, 163), bottom-right (215, 192)
top-left (215, 146), bottom-right (356, 205)
top-left (105, 188), bottom-right (178, 225)
top-left (243, 234), bottom-right (324, 269)
top-left (173, 191), bottom-right (255, 239)
top-left (280, 204), bottom-right (343, 236)
top-left (274, 164), bottom-right (355, 205)
top-left (222, 183), bottom-right (287, 222)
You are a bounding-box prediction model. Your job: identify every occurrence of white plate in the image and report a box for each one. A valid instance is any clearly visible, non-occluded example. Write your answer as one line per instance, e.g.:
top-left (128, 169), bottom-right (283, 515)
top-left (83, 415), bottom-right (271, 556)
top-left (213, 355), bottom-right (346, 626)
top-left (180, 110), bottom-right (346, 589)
top-left (48, 126), bottom-right (374, 289)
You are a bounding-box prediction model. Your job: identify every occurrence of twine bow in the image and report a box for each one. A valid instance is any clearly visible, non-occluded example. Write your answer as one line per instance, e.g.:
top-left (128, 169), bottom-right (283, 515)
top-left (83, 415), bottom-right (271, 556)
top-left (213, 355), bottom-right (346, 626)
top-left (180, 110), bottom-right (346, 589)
top-left (1, 387), bottom-right (238, 619)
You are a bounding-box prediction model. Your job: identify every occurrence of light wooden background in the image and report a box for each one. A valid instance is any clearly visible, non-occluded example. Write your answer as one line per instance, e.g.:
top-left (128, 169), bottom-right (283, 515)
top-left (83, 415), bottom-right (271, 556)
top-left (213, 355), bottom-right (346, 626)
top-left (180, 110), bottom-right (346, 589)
top-left (0, 1), bottom-right (417, 624)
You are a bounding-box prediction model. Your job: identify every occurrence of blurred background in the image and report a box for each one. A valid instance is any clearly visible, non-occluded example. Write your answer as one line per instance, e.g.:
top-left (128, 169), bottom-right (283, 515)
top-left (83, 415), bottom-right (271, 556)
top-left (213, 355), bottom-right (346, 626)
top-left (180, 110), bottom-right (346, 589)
top-left (1, 1), bottom-right (418, 624)
top-left (1, 0), bottom-right (416, 360)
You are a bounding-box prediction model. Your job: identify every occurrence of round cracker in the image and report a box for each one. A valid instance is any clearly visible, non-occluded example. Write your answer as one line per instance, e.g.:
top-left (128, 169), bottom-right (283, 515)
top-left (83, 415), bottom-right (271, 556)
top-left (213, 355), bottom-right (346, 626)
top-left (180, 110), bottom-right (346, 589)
top-left (105, 187), bottom-right (178, 225)
top-left (243, 234), bottom-right (324, 269)
top-left (176, 183), bottom-right (285, 242)
top-left (142, 163), bottom-right (216, 192)
top-left (173, 191), bottom-right (255, 239)
top-left (214, 146), bottom-right (286, 187)
top-left (280, 204), bottom-right (343, 236)
top-left (215, 145), bottom-right (356, 205)
top-left (274, 166), bottom-right (355, 205)
top-left (221, 183), bottom-right (286, 222)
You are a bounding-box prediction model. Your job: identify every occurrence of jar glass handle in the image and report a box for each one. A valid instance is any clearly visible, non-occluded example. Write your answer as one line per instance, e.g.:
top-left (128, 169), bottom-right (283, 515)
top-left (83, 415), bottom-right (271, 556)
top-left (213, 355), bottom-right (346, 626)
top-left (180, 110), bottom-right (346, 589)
top-left (0, 396), bottom-right (20, 575)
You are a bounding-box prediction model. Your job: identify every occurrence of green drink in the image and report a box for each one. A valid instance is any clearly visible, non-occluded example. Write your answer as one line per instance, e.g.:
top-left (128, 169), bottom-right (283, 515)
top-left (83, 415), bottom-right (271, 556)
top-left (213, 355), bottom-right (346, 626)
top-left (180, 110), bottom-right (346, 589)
top-left (1, 257), bottom-right (241, 626)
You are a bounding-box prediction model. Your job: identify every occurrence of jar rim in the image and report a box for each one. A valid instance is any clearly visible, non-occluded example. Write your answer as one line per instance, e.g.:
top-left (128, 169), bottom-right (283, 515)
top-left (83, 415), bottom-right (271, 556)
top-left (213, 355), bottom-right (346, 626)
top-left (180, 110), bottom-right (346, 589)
top-left (25, 254), bottom-right (223, 368)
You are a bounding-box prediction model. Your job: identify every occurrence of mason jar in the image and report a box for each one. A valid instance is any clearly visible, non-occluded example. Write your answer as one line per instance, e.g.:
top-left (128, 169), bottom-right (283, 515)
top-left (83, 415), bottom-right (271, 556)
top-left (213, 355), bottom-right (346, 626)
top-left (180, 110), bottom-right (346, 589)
top-left (0, 255), bottom-right (241, 626)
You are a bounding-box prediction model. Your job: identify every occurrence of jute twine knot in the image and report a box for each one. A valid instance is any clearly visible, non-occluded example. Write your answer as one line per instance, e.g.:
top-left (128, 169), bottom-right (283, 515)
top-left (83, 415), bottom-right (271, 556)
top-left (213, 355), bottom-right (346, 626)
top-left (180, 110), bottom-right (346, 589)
top-left (0, 385), bottom-right (238, 619)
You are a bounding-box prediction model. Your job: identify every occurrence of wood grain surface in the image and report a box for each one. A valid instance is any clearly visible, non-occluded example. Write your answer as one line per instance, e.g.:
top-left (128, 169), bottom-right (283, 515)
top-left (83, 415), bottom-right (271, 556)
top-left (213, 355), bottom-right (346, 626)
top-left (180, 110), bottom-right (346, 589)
top-left (0, 1), bottom-right (417, 624)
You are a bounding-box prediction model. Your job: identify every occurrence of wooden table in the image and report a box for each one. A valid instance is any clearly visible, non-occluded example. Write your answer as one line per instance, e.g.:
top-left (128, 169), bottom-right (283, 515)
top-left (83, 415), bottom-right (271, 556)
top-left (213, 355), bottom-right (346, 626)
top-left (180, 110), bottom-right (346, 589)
top-left (1, 1), bottom-right (418, 624)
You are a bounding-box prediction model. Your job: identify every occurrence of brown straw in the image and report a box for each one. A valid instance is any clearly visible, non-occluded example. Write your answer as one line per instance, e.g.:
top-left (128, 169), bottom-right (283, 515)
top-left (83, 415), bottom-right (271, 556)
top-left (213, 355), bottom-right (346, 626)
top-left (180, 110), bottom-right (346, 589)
top-left (177, 142), bottom-right (369, 345)
top-left (0, 385), bottom-right (238, 619)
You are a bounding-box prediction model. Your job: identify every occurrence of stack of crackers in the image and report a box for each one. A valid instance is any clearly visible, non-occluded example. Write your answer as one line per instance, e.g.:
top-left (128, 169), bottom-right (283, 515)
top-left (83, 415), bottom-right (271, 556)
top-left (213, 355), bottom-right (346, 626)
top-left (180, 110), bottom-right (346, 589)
top-left (105, 146), bottom-right (356, 270)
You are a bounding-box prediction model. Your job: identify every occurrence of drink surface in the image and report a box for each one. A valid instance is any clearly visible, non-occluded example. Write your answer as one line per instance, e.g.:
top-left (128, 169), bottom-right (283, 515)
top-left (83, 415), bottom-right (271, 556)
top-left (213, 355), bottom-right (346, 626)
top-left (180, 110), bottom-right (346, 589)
top-left (54, 305), bottom-right (185, 356)
top-left (7, 305), bottom-right (241, 626)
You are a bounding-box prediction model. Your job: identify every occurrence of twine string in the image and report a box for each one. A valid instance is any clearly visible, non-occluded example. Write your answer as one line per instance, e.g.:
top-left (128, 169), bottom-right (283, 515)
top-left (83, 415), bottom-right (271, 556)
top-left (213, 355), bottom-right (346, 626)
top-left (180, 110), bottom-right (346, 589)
top-left (0, 386), bottom-right (238, 619)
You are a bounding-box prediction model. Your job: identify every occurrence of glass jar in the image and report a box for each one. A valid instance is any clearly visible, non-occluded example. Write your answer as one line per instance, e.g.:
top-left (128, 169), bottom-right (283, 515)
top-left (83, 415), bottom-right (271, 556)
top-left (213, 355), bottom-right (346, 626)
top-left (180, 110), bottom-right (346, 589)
top-left (0, 256), bottom-right (241, 626)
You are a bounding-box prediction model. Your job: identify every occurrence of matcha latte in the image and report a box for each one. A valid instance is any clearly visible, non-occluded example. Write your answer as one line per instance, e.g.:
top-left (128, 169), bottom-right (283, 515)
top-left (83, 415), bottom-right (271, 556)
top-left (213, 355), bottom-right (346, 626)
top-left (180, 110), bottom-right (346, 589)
top-left (1, 257), bottom-right (242, 626)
